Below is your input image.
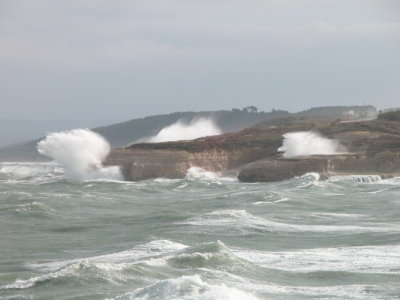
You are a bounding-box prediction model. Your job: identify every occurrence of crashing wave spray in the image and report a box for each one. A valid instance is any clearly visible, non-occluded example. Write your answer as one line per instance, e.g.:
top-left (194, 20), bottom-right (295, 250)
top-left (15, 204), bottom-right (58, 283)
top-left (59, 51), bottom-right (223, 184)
top-left (37, 129), bottom-right (123, 180)
top-left (278, 131), bottom-right (346, 158)
top-left (148, 117), bottom-right (222, 143)
top-left (328, 175), bottom-right (382, 183)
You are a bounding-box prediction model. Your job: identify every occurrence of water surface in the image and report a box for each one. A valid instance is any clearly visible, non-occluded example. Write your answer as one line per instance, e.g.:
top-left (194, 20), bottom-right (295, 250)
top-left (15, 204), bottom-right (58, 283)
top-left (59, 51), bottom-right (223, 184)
top-left (1, 163), bottom-right (399, 299)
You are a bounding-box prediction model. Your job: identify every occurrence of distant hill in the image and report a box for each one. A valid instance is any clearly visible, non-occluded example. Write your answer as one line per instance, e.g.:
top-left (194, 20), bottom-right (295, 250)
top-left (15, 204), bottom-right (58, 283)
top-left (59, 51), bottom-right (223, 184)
top-left (0, 109), bottom-right (289, 162)
top-left (378, 110), bottom-right (400, 122)
top-left (296, 105), bottom-right (377, 120)
top-left (253, 105), bottom-right (377, 128)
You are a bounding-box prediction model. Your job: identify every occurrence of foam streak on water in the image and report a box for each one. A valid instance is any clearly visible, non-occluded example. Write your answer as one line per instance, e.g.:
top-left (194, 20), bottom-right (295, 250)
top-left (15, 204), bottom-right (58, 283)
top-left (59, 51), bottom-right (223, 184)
top-left (1, 162), bottom-right (400, 299)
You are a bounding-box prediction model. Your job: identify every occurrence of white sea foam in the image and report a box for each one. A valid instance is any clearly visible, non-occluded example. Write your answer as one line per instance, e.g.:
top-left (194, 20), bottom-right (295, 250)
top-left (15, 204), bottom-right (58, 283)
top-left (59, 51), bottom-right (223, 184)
top-left (243, 282), bottom-right (377, 299)
top-left (148, 117), bottom-right (221, 142)
top-left (0, 163), bottom-right (61, 179)
top-left (111, 275), bottom-right (259, 300)
top-left (185, 167), bottom-right (236, 182)
top-left (278, 131), bottom-right (346, 158)
top-left (183, 209), bottom-right (398, 233)
top-left (0, 266), bottom-right (72, 289)
top-left (37, 129), bottom-right (122, 180)
top-left (27, 239), bottom-right (188, 272)
top-left (233, 244), bottom-right (400, 274)
top-left (3, 240), bottom-right (189, 291)
top-left (328, 175), bottom-right (382, 183)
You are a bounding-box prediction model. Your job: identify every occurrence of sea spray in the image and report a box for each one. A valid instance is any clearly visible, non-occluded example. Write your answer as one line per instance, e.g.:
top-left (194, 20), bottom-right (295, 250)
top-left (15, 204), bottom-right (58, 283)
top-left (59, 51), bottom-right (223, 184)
top-left (278, 131), bottom-right (346, 158)
top-left (148, 117), bottom-right (221, 142)
top-left (37, 129), bottom-right (122, 180)
top-left (328, 175), bottom-right (382, 183)
top-left (186, 167), bottom-right (236, 182)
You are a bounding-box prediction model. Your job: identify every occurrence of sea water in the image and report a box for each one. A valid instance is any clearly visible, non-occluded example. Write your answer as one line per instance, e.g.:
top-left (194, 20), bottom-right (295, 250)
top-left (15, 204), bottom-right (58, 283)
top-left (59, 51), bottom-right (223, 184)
top-left (1, 163), bottom-right (400, 299)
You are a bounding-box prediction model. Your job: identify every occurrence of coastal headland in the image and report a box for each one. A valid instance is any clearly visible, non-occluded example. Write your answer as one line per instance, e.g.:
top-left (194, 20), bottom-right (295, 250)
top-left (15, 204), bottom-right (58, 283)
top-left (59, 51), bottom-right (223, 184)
top-left (105, 115), bottom-right (400, 182)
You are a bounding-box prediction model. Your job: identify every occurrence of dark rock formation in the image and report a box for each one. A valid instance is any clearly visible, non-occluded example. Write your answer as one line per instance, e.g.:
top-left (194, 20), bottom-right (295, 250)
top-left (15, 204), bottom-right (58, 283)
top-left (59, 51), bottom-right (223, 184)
top-left (104, 119), bottom-right (400, 182)
top-left (238, 153), bottom-right (400, 182)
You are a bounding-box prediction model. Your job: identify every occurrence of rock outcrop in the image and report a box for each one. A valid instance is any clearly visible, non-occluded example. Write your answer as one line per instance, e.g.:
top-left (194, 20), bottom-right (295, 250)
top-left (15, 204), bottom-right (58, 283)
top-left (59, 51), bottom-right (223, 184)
top-left (104, 119), bottom-right (400, 182)
top-left (238, 153), bottom-right (400, 182)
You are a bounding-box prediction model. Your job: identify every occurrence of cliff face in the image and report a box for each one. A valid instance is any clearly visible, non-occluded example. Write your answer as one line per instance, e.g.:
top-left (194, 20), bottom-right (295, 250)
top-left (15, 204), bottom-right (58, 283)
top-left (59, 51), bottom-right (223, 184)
top-left (238, 153), bottom-right (400, 182)
top-left (105, 148), bottom-right (233, 181)
top-left (104, 119), bottom-right (400, 182)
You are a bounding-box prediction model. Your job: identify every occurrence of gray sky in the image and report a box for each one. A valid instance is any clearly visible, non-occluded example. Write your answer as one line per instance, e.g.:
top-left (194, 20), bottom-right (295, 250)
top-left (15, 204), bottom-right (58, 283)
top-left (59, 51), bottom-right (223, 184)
top-left (1, 0), bottom-right (399, 121)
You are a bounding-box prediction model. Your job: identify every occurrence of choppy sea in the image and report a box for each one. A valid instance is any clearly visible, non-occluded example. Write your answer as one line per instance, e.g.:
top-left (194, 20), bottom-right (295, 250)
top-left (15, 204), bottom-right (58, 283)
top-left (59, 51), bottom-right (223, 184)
top-left (1, 162), bottom-right (400, 299)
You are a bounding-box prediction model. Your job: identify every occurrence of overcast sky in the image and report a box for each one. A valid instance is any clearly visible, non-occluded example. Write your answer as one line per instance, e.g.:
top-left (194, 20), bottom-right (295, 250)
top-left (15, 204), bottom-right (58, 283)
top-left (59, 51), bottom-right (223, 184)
top-left (1, 0), bottom-right (399, 121)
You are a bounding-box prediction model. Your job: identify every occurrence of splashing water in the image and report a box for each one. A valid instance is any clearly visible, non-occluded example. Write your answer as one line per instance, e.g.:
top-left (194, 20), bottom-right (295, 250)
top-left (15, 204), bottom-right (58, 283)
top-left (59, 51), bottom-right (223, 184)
top-left (148, 118), bottom-right (221, 143)
top-left (37, 129), bottom-right (122, 180)
top-left (328, 175), bottom-right (382, 183)
top-left (278, 131), bottom-right (346, 158)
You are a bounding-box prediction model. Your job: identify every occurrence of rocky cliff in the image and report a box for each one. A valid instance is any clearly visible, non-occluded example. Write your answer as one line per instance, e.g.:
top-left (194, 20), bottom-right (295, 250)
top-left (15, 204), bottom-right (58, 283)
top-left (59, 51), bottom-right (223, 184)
top-left (105, 118), bottom-right (400, 182)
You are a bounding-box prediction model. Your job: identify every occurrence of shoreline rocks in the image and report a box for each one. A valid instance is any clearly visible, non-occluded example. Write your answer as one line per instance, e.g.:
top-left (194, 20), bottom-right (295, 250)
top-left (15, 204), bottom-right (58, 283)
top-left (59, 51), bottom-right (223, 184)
top-left (104, 119), bottom-right (400, 182)
top-left (237, 153), bottom-right (400, 182)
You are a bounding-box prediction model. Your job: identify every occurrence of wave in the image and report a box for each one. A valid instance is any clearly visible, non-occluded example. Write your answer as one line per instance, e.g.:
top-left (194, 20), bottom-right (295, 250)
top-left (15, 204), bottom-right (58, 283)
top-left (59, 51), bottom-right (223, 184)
top-left (4, 240), bottom-right (254, 295)
top-left (185, 167), bottom-right (236, 182)
top-left (182, 209), bottom-right (398, 233)
top-left (7, 201), bottom-right (57, 217)
top-left (0, 163), bottom-right (62, 180)
top-left (2, 240), bottom-right (188, 291)
top-left (27, 239), bottom-right (188, 272)
top-left (1, 266), bottom-right (73, 290)
top-left (37, 129), bottom-right (123, 180)
top-left (166, 240), bottom-right (253, 271)
top-left (111, 274), bottom-right (259, 300)
top-left (2, 237), bottom-right (396, 299)
top-left (328, 175), bottom-right (382, 183)
top-left (233, 244), bottom-right (400, 274)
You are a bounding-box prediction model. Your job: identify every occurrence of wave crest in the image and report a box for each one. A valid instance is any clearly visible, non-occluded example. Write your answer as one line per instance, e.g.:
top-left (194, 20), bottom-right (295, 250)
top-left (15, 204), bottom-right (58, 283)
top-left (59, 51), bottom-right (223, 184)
top-left (112, 274), bottom-right (259, 300)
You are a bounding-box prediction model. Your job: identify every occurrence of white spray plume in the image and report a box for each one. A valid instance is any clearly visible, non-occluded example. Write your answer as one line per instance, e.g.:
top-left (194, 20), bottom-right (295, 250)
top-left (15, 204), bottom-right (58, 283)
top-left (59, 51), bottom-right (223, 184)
top-left (148, 117), bottom-right (222, 143)
top-left (278, 131), bottom-right (346, 158)
top-left (37, 129), bottom-right (122, 180)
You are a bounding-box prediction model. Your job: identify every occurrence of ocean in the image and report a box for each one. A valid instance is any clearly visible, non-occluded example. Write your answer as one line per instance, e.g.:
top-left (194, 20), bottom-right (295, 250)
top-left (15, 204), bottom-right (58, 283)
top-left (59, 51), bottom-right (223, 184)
top-left (1, 162), bottom-right (400, 299)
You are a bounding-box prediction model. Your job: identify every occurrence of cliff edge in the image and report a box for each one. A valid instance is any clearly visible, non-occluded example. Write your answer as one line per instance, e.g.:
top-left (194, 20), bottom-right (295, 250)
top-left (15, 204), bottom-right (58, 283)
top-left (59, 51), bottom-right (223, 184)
top-left (104, 117), bottom-right (400, 182)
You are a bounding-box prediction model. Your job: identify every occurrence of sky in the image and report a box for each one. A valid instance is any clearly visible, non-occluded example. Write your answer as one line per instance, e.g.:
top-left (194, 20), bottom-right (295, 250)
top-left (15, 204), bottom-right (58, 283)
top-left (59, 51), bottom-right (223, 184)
top-left (1, 0), bottom-right (399, 121)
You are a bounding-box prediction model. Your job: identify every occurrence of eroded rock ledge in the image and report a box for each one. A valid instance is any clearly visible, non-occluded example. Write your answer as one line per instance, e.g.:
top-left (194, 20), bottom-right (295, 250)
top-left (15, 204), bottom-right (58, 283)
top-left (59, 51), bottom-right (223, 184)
top-left (104, 119), bottom-right (400, 182)
top-left (238, 153), bottom-right (400, 182)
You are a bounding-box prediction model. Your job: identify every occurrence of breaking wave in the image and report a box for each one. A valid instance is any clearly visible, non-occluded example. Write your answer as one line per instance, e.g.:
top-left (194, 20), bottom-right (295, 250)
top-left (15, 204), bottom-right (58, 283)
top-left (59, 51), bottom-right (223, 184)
top-left (148, 118), bottom-right (221, 142)
top-left (328, 175), bottom-right (382, 183)
top-left (185, 167), bottom-right (236, 182)
top-left (0, 162), bottom-right (62, 180)
top-left (113, 275), bottom-right (259, 300)
top-left (278, 131), bottom-right (346, 158)
top-left (37, 129), bottom-right (122, 180)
